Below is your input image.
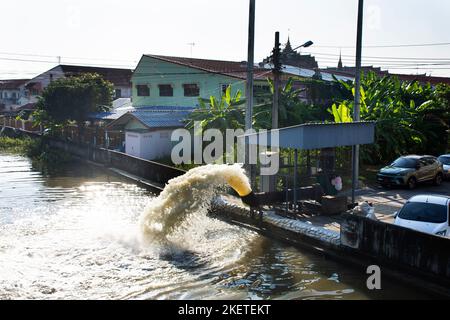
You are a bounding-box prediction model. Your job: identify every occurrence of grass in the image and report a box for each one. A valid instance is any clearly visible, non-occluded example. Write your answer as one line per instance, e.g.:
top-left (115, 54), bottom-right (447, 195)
top-left (0, 136), bottom-right (39, 156)
top-left (0, 135), bottom-right (72, 173)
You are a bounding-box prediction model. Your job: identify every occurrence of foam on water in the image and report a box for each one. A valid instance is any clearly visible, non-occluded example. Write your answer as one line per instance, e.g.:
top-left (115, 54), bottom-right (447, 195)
top-left (140, 163), bottom-right (250, 241)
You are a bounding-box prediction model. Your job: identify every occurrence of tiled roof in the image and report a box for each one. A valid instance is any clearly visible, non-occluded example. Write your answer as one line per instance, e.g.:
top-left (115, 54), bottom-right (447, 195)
top-left (145, 54), bottom-right (272, 80)
top-left (59, 65), bottom-right (133, 87)
top-left (0, 79), bottom-right (29, 90)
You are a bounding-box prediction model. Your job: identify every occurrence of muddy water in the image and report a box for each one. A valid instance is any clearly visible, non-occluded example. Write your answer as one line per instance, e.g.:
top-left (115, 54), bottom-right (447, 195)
top-left (0, 153), bottom-right (429, 299)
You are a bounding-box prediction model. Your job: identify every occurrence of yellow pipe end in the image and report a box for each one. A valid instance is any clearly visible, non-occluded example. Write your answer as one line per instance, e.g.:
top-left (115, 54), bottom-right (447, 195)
top-left (225, 175), bottom-right (252, 197)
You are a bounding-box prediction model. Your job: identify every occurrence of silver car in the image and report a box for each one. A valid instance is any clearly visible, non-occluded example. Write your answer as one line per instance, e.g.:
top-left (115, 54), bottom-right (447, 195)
top-left (438, 154), bottom-right (450, 179)
top-left (377, 155), bottom-right (444, 189)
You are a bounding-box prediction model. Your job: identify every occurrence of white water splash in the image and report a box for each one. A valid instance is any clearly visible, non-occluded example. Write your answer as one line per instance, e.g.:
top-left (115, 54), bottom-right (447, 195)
top-left (139, 164), bottom-right (250, 241)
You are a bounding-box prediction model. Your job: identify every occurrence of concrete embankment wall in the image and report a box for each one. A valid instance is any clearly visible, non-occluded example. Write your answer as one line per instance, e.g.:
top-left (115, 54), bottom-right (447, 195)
top-left (46, 138), bottom-right (185, 185)
top-left (341, 213), bottom-right (450, 289)
top-left (1, 127), bottom-right (185, 187)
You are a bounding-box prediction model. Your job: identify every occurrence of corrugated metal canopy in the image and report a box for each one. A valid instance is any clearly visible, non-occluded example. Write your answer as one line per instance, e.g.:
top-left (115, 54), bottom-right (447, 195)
top-left (241, 121), bottom-right (375, 150)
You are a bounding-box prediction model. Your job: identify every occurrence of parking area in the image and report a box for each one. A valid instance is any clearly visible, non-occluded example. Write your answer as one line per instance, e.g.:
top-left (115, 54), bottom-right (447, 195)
top-left (356, 180), bottom-right (450, 223)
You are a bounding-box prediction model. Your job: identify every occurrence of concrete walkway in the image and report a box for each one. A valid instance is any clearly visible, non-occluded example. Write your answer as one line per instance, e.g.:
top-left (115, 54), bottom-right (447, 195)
top-left (354, 180), bottom-right (450, 224)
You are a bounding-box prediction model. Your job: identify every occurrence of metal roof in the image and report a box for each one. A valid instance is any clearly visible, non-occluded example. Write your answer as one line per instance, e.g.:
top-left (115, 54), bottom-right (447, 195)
top-left (89, 105), bottom-right (194, 121)
top-left (241, 121), bottom-right (376, 150)
top-left (105, 106), bottom-right (193, 130)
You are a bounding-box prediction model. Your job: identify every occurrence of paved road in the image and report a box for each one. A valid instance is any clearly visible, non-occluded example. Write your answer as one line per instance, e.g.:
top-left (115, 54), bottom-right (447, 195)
top-left (356, 180), bottom-right (450, 223)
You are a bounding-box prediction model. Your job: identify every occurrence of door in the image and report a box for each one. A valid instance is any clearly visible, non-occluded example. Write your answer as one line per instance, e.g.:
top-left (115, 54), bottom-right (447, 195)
top-left (423, 157), bottom-right (437, 181)
top-left (416, 158), bottom-right (429, 182)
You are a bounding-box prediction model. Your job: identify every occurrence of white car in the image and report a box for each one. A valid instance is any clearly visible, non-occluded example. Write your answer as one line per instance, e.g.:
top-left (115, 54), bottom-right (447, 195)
top-left (438, 154), bottom-right (450, 179)
top-left (394, 195), bottom-right (450, 237)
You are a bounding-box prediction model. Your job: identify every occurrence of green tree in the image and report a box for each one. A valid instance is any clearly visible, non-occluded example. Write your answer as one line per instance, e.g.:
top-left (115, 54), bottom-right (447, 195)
top-left (35, 73), bottom-right (114, 141)
top-left (253, 77), bottom-right (334, 129)
top-left (331, 71), bottom-right (450, 164)
top-left (185, 85), bottom-right (246, 132)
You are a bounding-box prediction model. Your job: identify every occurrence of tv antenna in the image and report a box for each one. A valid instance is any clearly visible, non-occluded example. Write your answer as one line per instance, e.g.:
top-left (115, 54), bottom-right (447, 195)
top-left (187, 42), bottom-right (196, 58)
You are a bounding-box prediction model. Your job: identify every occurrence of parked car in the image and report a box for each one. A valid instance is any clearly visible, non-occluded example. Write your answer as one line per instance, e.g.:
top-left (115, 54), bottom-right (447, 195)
top-left (437, 154), bottom-right (450, 179)
top-left (377, 155), bottom-right (443, 189)
top-left (394, 195), bottom-right (450, 237)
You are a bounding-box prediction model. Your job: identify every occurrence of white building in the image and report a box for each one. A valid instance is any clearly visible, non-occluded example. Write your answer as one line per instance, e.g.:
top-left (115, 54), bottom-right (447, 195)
top-left (105, 106), bottom-right (192, 160)
top-left (0, 79), bottom-right (29, 111)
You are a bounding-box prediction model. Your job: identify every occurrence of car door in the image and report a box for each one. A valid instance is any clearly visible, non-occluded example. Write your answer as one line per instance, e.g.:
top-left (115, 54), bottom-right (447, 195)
top-left (422, 157), bottom-right (436, 181)
top-left (416, 158), bottom-right (429, 182)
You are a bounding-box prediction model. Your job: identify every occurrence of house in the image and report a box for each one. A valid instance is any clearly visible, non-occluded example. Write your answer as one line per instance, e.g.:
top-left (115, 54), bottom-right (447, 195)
top-left (105, 106), bottom-right (193, 160)
top-left (20, 64), bottom-right (133, 105)
top-left (324, 56), bottom-right (450, 86)
top-left (131, 54), bottom-right (272, 108)
top-left (98, 54), bottom-right (272, 160)
top-left (0, 79), bottom-right (29, 112)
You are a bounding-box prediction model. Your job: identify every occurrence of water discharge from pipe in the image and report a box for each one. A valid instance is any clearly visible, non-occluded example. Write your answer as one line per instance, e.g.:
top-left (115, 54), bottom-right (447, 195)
top-left (140, 164), bottom-right (253, 242)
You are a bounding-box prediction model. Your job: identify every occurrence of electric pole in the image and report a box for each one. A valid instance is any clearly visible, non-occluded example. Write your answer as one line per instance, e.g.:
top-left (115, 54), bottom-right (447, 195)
top-left (245, 0), bottom-right (255, 185)
top-left (272, 31), bottom-right (281, 130)
top-left (265, 31), bottom-right (282, 192)
top-left (351, 0), bottom-right (364, 204)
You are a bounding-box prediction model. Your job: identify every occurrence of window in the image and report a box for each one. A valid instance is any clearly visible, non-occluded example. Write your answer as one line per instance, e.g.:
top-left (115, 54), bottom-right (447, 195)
top-left (398, 202), bottom-right (448, 223)
top-left (183, 84), bottom-right (199, 97)
top-left (391, 157), bottom-right (418, 169)
top-left (159, 84), bottom-right (173, 97)
top-left (438, 156), bottom-right (450, 165)
top-left (136, 84), bottom-right (150, 96)
top-left (115, 89), bottom-right (122, 98)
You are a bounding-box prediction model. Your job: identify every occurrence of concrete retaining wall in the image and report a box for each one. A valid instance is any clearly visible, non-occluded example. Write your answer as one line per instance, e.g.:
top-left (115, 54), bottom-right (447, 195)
top-left (341, 213), bottom-right (450, 287)
top-left (46, 139), bottom-right (185, 185)
top-left (1, 126), bottom-right (185, 186)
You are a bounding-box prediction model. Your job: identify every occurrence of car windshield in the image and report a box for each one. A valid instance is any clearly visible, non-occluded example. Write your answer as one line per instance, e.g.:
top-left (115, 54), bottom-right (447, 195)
top-left (391, 158), bottom-right (417, 168)
top-left (438, 156), bottom-right (450, 165)
top-left (398, 202), bottom-right (448, 223)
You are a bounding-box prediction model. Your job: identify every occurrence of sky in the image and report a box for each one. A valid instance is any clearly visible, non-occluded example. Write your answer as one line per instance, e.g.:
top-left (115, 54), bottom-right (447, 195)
top-left (1, 0), bottom-right (450, 79)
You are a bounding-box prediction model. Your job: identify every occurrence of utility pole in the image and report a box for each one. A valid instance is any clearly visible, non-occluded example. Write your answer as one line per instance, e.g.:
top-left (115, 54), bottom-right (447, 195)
top-left (265, 31), bottom-right (281, 192)
top-left (245, 0), bottom-right (255, 184)
top-left (272, 31), bottom-right (281, 130)
top-left (351, 0), bottom-right (364, 204)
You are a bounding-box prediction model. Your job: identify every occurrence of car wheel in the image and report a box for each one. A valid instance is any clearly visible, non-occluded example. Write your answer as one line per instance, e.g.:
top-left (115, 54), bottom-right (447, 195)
top-left (434, 173), bottom-right (443, 186)
top-left (407, 177), bottom-right (417, 190)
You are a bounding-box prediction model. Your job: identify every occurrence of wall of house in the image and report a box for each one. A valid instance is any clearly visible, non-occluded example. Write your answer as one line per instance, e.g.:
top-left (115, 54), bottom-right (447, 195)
top-left (125, 131), bottom-right (141, 158)
top-left (0, 89), bottom-right (22, 110)
top-left (125, 127), bottom-right (175, 160)
top-left (115, 86), bottom-right (132, 99)
top-left (139, 129), bottom-right (173, 160)
top-left (124, 119), bottom-right (146, 131)
top-left (131, 56), bottom-right (247, 108)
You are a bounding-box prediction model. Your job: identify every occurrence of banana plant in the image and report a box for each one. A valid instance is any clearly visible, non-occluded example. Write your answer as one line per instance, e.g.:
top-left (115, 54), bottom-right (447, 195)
top-left (185, 85), bottom-right (246, 133)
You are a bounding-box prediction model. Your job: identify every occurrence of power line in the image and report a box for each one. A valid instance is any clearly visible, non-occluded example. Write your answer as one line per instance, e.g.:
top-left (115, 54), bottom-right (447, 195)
top-left (303, 51), bottom-right (450, 61)
top-left (313, 42), bottom-right (450, 48)
top-left (0, 51), bottom-right (138, 64)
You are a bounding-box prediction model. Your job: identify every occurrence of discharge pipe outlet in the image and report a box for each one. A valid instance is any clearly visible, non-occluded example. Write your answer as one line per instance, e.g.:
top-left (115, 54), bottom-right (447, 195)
top-left (225, 175), bottom-right (259, 207)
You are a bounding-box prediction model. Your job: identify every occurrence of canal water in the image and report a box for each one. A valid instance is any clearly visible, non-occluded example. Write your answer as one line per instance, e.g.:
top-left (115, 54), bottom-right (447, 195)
top-left (0, 153), bottom-right (429, 299)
